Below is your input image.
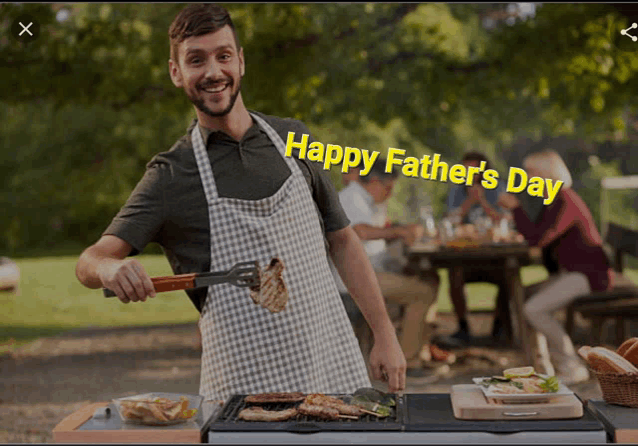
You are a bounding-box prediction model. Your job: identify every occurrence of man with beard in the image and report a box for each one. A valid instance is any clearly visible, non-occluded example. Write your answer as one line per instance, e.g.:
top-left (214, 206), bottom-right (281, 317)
top-left (75, 4), bottom-right (406, 402)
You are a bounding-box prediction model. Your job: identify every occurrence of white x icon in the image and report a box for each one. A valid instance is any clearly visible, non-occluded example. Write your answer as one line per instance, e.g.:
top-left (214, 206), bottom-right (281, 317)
top-left (18, 21), bottom-right (33, 37)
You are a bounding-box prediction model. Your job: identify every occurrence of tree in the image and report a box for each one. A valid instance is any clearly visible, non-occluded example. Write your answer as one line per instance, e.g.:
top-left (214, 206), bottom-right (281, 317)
top-left (1, 3), bottom-right (637, 252)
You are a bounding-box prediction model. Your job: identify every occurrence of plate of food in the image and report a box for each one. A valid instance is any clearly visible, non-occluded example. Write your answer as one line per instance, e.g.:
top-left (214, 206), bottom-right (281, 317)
top-left (113, 393), bottom-right (202, 425)
top-left (472, 367), bottom-right (573, 403)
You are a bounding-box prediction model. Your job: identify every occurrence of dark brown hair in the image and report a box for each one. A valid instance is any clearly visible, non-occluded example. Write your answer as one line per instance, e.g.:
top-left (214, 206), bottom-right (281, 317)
top-left (461, 151), bottom-right (491, 171)
top-left (359, 158), bottom-right (400, 184)
top-left (168, 4), bottom-right (240, 61)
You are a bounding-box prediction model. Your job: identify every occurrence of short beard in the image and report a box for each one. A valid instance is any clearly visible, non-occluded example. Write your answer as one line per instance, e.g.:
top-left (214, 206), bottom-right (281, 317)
top-left (188, 79), bottom-right (242, 118)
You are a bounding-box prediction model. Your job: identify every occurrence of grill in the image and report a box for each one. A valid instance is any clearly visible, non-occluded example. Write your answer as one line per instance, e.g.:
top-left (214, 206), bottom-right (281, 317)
top-left (205, 393), bottom-right (607, 444)
top-left (209, 394), bottom-right (404, 433)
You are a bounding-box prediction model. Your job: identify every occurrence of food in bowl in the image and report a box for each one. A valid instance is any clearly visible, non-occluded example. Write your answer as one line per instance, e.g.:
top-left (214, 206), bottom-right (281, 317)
top-left (113, 393), bottom-right (201, 425)
top-left (479, 366), bottom-right (560, 394)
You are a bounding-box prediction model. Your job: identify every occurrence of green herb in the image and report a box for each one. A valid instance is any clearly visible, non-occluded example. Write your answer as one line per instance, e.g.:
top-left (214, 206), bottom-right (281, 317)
top-left (353, 387), bottom-right (395, 406)
top-left (351, 396), bottom-right (393, 417)
top-left (480, 377), bottom-right (512, 387)
top-left (480, 377), bottom-right (523, 389)
top-left (540, 376), bottom-right (560, 393)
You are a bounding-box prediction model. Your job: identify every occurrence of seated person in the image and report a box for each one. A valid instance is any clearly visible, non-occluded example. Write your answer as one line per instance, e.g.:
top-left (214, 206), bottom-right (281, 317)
top-left (497, 149), bottom-right (614, 385)
top-left (341, 161), bottom-right (362, 187)
top-left (332, 159), bottom-right (454, 379)
top-left (445, 152), bottom-right (508, 345)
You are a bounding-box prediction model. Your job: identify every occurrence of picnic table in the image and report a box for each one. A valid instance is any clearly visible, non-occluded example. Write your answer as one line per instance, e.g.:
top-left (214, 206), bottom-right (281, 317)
top-left (406, 240), bottom-right (543, 366)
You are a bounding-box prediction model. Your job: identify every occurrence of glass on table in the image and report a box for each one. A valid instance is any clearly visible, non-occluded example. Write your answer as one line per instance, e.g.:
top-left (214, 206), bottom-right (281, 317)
top-left (495, 211), bottom-right (515, 243)
top-left (419, 205), bottom-right (438, 239)
top-left (476, 215), bottom-right (492, 237)
top-left (439, 217), bottom-right (456, 243)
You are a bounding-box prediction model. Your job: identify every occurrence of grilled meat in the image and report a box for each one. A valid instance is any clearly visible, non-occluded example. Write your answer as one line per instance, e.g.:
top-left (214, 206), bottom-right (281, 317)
top-left (298, 403), bottom-right (340, 420)
top-left (249, 258), bottom-right (288, 313)
top-left (244, 392), bottom-right (306, 404)
top-left (238, 406), bottom-right (299, 422)
top-left (304, 394), bottom-right (363, 417)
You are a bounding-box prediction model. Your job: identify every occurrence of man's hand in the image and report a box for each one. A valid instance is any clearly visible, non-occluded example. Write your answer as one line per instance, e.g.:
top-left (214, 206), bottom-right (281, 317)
top-left (468, 184), bottom-right (485, 203)
top-left (369, 333), bottom-right (406, 393)
top-left (398, 223), bottom-right (424, 247)
top-left (97, 258), bottom-right (156, 304)
top-left (497, 192), bottom-right (521, 210)
top-left (76, 235), bottom-right (157, 304)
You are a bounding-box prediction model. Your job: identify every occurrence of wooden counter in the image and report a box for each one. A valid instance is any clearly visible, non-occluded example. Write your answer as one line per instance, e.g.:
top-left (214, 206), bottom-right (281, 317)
top-left (53, 401), bottom-right (218, 443)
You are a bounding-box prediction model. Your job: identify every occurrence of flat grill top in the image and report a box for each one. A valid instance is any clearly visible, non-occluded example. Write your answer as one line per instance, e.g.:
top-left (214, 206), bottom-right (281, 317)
top-left (209, 394), bottom-right (404, 432)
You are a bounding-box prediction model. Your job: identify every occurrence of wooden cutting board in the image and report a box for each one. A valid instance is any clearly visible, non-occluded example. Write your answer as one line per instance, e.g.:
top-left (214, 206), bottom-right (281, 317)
top-left (451, 385), bottom-right (583, 420)
top-left (52, 402), bottom-right (202, 443)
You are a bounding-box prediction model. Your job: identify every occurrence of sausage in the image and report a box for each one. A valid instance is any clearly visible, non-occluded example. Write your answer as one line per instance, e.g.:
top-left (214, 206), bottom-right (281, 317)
top-left (244, 392), bottom-right (306, 404)
top-left (298, 403), bottom-right (340, 420)
top-left (238, 407), bottom-right (299, 422)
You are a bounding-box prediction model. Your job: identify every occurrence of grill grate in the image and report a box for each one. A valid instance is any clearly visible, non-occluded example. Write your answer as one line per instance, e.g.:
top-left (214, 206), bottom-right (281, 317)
top-left (209, 394), bottom-right (404, 432)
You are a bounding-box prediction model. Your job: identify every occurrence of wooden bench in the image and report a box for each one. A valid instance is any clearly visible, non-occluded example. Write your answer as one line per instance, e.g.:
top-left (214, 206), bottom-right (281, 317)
top-left (565, 223), bottom-right (638, 344)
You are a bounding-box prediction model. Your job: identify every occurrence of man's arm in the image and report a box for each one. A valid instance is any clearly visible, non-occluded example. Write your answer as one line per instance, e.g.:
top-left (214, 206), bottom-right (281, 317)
top-left (76, 235), bottom-right (156, 303)
top-left (477, 194), bottom-right (504, 221)
top-left (351, 223), bottom-right (404, 242)
top-left (353, 223), bottom-right (424, 248)
top-left (478, 183), bottom-right (507, 222)
top-left (327, 226), bottom-right (406, 392)
top-left (75, 163), bottom-right (167, 303)
top-left (448, 185), bottom-right (475, 221)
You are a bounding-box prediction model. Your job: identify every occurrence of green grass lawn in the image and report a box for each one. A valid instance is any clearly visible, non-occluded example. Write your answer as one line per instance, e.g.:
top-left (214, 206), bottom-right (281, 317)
top-left (0, 255), bottom-right (200, 347)
top-left (2, 255), bottom-right (636, 347)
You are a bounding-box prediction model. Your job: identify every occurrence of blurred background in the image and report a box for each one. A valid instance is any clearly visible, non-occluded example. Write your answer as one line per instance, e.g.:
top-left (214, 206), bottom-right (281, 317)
top-left (1, 2), bottom-right (638, 344)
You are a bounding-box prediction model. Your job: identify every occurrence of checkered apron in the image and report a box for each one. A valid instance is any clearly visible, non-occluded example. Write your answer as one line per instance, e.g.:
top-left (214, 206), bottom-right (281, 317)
top-left (191, 114), bottom-right (371, 402)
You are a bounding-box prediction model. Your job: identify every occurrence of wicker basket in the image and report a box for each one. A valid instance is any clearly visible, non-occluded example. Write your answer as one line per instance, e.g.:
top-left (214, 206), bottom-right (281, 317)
top-left (593, 371), bottom-right (638, 408)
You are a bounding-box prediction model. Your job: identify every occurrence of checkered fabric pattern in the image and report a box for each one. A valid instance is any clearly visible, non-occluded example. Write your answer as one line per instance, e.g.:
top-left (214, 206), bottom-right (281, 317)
top-left (192, 114), bottom-right (371, 402)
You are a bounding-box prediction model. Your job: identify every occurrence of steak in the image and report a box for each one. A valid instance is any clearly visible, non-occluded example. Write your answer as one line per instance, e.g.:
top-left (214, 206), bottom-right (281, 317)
top-left (249, 258), bottom-right (288, 313)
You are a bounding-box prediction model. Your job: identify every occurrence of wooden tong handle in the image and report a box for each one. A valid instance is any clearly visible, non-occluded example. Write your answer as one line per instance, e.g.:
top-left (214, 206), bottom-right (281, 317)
top-left (103, 273), bottom-right (197, 297)
top-left (151, 274), bottom-right (197, 293)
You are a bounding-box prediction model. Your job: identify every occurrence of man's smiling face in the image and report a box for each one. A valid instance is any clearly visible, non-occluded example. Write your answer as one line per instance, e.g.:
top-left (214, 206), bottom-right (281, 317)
top-left (169, 25), bottom-right (245, 118)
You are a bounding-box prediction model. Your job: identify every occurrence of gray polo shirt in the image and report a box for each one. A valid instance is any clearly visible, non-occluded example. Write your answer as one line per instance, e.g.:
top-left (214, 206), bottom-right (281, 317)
top-left (103, 110), bottom-right (350, 311)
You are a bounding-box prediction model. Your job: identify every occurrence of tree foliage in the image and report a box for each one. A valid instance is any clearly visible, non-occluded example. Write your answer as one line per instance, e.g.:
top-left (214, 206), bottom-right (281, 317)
top-left (1, 3), bottom-right (637, 254)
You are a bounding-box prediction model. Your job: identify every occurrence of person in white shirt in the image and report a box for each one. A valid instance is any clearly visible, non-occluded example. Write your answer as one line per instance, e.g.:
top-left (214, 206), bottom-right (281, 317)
top-left (333, 159), bottom-right (454, 378)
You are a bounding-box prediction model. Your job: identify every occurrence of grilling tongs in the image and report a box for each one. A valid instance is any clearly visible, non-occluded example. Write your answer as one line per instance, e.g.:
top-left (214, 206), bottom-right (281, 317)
top-left (103, 261), bottom-right (260, 298)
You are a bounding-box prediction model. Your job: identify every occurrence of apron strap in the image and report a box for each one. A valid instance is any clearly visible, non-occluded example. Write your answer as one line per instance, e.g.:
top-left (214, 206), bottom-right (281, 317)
top-left (249, 113), bottom-right (304, 178)
top-left (191, 124), bottom-right (219, 202)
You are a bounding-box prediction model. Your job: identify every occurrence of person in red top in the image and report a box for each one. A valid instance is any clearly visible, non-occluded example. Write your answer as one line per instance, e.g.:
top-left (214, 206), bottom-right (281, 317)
top-left (498, 149), bottom-right (613, 385)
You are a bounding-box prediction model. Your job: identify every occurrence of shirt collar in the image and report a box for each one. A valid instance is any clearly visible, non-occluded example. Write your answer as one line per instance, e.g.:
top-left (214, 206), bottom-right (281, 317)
top-left (196, 112), bottom-right (262, 147)
top-left (198, 124), bottom-right (214, 146)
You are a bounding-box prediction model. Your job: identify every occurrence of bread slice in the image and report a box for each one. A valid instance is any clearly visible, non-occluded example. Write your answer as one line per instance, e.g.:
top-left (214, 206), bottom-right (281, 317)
top-left (587, 346), bottom-right (638, 374)
top-left (577, 345), bottom-right (592, 362)
top-left (622, 342), bottom-right (638, 368)
top-left (618, 337), bottom-right (638, 357)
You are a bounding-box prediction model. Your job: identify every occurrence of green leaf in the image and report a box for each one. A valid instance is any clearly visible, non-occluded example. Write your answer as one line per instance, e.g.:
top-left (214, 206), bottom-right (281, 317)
top-left (540, 376), bottom-right (560, 393)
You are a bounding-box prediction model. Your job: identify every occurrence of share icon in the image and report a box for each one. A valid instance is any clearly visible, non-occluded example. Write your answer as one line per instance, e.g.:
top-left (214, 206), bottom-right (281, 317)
top-left (621, 23), bottom-right (637, 42)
